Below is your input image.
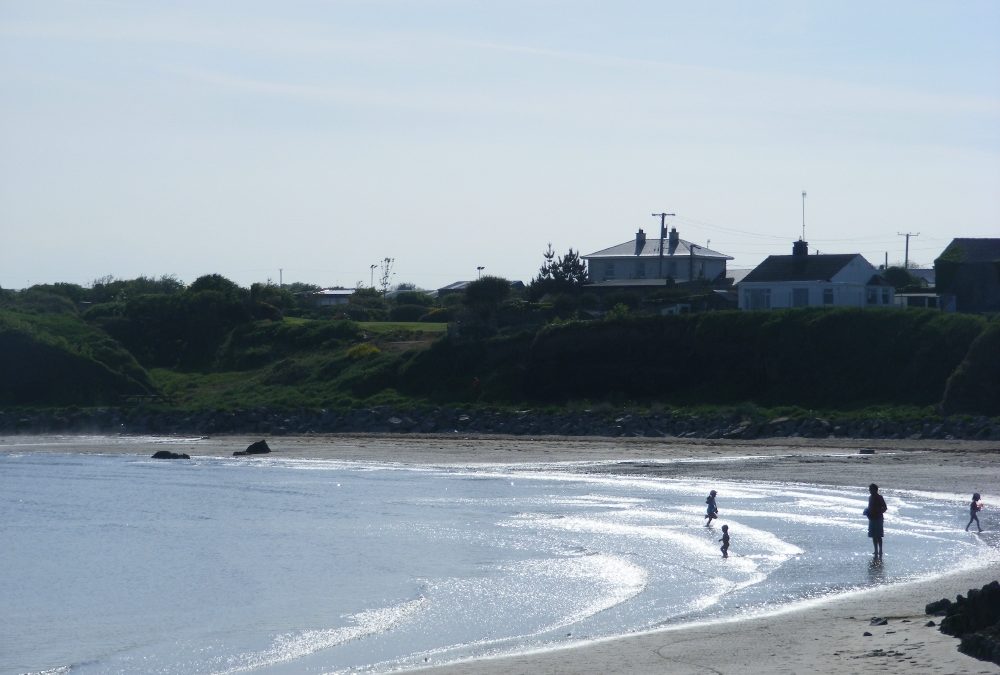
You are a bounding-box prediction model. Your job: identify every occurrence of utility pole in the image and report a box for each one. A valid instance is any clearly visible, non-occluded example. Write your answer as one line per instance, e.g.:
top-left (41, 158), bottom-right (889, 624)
top-left (279, 268), bottom-right (283, 287)
top-left (370, 264), bottom-right (377, 288)
top-left (897, 232), bottom-right (920, 269)
top-left (652, 211), bottom-right (675, 278)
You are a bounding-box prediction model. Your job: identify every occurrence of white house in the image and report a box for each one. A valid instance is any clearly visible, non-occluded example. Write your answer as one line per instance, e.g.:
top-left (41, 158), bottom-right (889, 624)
top-left (583, 226), bottom-right (733, 285)
top-left (738, 240), bottom-right (895, 310)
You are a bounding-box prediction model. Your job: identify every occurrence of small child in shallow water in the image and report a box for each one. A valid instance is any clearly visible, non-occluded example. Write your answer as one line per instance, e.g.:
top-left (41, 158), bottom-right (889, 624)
top-left (705, 490), bottom-right (718, 526)
top-left (719, 524), bottom-right (730, 558)
top-left (966, 493), bottom-right (983, 532)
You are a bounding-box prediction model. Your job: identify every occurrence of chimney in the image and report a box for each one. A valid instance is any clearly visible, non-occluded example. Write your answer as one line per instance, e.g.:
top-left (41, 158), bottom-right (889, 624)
top-left (635, 228), bottom-right (646, 255)
top-left (792, 239), bottom-right (809, 257)
top-left (668, 227), bottom-right (679, 253)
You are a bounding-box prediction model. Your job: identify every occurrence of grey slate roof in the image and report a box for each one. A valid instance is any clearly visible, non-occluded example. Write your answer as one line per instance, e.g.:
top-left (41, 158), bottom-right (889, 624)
top-left (936, 238), bottom-right (1000, 263)
top-left (740, 254), bottom-right (859, 283)
top-left (584, 239), bottom-right (732, 260)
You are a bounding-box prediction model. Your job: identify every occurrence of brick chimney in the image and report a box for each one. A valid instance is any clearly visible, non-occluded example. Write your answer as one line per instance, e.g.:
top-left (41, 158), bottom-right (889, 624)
top-left (635, 228), bottom-right (646, 255)
top-left (792, 239), bottom-right (809, 257)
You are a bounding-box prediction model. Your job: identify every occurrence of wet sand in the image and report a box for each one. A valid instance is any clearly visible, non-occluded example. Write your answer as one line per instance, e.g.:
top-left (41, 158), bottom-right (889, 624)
top-left (5, 433), bottom-right (999, 673)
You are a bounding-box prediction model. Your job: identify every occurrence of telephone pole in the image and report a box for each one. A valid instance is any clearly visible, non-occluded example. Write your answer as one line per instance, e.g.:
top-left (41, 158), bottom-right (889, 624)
top-left (897, 232), bottom-right (920, 269)
top-left (652, 211), bottom-right (675, 278)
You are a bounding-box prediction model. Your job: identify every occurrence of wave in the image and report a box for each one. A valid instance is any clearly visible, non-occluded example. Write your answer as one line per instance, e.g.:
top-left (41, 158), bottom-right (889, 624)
top-left (210, 597), bottom-right (428, 674)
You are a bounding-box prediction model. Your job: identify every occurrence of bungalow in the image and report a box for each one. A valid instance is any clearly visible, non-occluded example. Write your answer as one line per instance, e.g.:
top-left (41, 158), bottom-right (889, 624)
top-left (738, 240), bottom-right (894, 310)
top-left (934, 238), bottom-right (1000, 313)
top-left (583, 226), bottom-right (733, 286)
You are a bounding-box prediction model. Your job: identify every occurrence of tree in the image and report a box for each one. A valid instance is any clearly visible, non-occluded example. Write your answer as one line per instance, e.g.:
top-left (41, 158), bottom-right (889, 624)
top-left (528, 244), bottom-right (589, 300)
top-left (188, 274), bottom-right (245, 299)
top-left (463, 275), bottom-right (511, 325)
top-left (882, 266), bottom-right (920, 291)
top-left (378, 258), bottom-right (395, 296)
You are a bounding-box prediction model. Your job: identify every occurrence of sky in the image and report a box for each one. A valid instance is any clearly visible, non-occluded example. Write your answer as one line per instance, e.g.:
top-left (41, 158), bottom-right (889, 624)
top-left (2, 1), bottom-right (998, 291)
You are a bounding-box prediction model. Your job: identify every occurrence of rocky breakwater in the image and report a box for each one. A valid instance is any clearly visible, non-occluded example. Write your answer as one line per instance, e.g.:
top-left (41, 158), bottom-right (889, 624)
top-left (2, 406), bottom-right (1000, 440)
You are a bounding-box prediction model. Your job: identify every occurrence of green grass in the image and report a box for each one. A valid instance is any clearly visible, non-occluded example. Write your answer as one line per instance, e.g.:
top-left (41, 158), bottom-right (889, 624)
top-left (359, 321), bottom-right (447, 334)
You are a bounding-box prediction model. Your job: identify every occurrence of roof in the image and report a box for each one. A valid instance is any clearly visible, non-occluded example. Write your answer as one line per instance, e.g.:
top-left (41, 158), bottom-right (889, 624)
top-left (307, 288), bottom-right (354, 296)
top-left (740, 254), bottom-right (860, 283)
top-left (583, 238), bottom-right (733, 260)
top-left (936, 238), bottom-right (1000, 264)
top-left (438, 281), bottom-right (473, 292)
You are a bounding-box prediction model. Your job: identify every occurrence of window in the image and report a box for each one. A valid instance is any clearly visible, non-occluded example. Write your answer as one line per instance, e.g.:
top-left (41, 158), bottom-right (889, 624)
top-left (604, 262), bottom-right (616, 280)
top-left (792, 288), bottom-right (809, 307)
top-left (823, 288), bottom-right (834, 305)
top-left (867, 288), bottom-right (877, 305)
top-left (882, 288), bottom-right (890, 304)
top-left (636, 262), bottom-right (645, 279)
top-left (744, 288), bottom-right (771, 310)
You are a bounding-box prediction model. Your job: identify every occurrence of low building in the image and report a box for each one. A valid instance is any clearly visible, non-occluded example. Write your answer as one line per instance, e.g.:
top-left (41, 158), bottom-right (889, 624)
top-left (737, 240), bottom-right (894, 310)
top-left (307, 288), bottom-right (355, 307)
top-left (934, 238), bottom-right (1000, 313)
top-left (583, 226), bottom-right (733, 286)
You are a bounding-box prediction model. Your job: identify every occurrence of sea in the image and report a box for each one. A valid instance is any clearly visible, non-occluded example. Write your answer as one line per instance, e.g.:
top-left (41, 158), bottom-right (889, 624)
top-left (1, 435), bottom-right (996, 675)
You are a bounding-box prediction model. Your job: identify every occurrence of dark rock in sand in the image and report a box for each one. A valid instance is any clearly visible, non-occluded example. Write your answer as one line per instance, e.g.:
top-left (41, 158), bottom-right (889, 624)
top-left (925, 598), bottom-right (952, 615)
top-left (151, 450), bottom-right (190, 459)
top-left (234, 439), bottom-right (271, 456)
top-left (863, 631), bottom-right (873, 637)
top-left (858, 448), bottom-right (875, 455)
top-left (926, 620), bottom-right (936, 627)
top-left (932, 580), bottom-right (1000, 666)
top-left (870, 617), bottom-right (888, 626)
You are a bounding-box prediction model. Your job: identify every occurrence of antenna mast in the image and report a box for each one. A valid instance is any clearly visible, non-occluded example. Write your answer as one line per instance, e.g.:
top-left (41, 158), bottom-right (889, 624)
top-left (801, 191), bottom-right (807, 241)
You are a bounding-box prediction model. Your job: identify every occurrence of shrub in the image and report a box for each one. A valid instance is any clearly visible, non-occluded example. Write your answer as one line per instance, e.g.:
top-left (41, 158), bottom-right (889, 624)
top-left (347, 343), bottom-right (381, 359)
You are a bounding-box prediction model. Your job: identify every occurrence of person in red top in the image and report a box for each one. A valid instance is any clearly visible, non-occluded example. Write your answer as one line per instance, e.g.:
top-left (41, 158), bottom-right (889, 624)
top-left (866, 483), bottom-right (888, 558)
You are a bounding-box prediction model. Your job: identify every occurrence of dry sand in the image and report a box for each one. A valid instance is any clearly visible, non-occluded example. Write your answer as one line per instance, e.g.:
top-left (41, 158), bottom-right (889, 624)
top-left (7, 433), bottom-right (999, 673)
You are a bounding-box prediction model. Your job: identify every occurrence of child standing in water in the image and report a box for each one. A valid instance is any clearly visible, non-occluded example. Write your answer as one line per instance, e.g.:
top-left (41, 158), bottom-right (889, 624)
top-left (705, 490), bottom-right (719, 526)
top-left (966, 493), bottom-right (983, 532)
top-left (719, 524), bottom-right (730, 558)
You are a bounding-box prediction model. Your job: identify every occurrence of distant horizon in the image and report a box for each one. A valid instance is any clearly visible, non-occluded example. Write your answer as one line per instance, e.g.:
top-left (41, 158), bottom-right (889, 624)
top-left (3, 2), bottom-right (998, 292)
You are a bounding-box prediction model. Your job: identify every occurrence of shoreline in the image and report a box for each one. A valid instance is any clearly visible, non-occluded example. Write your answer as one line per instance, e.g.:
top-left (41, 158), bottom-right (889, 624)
top-left (4, 433), bottom-right (999, 673)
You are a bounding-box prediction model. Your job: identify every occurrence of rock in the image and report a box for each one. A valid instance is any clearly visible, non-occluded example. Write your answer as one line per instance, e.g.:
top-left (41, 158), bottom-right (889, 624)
top-left (151, 450), bottom-right (190, 459)
top-left (926, 620), bottom-right (936, 627)
top-left (858, 448), bottom-right (875, 455)
top-left (933, 580), bottom-right (1000, 666)
top-left (870, 617), bottom-right (888, 626)
top-left (926, 598), bottom-right (952, 615)
top-left (234, 439), bottom-right (271, 456)
top-left (863, 631), bottom-right (873, 637)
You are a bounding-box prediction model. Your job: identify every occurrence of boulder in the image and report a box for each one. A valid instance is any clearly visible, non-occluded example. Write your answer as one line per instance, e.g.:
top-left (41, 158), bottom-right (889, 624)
top-left (932, 580), bottom-right (1000, 666)
top-left (234, 439), bottom-right (271, 456)
top-left (151, 450), bottom-right (190, 460)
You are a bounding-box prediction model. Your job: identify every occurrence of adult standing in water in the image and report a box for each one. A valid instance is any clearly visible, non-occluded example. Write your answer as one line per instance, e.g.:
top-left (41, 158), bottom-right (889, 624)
top-left (866, 483), bottom-right (888, 558)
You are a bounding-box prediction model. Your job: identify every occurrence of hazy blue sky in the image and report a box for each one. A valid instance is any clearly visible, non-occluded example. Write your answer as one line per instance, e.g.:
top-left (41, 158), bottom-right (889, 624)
top-left (2, 1), bottom-right (998, 290)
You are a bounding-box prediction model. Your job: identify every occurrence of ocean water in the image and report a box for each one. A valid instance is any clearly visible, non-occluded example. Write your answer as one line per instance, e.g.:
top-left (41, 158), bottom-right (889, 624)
top-left (1, 437), bottom-right (995, 675)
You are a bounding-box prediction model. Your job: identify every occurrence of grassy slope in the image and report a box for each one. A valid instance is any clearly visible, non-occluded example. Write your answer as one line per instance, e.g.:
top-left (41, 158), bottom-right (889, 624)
top-left (0, 310), bottom-right (154, 405)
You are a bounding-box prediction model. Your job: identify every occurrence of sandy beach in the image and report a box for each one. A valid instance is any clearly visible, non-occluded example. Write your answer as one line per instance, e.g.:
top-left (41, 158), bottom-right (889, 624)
top-left (6, 433), bottom-right (999, 673)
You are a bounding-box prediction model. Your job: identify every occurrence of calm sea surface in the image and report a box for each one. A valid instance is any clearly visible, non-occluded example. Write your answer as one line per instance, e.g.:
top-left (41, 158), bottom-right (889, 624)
top-left (1, 436), bottom-right (995, 674)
